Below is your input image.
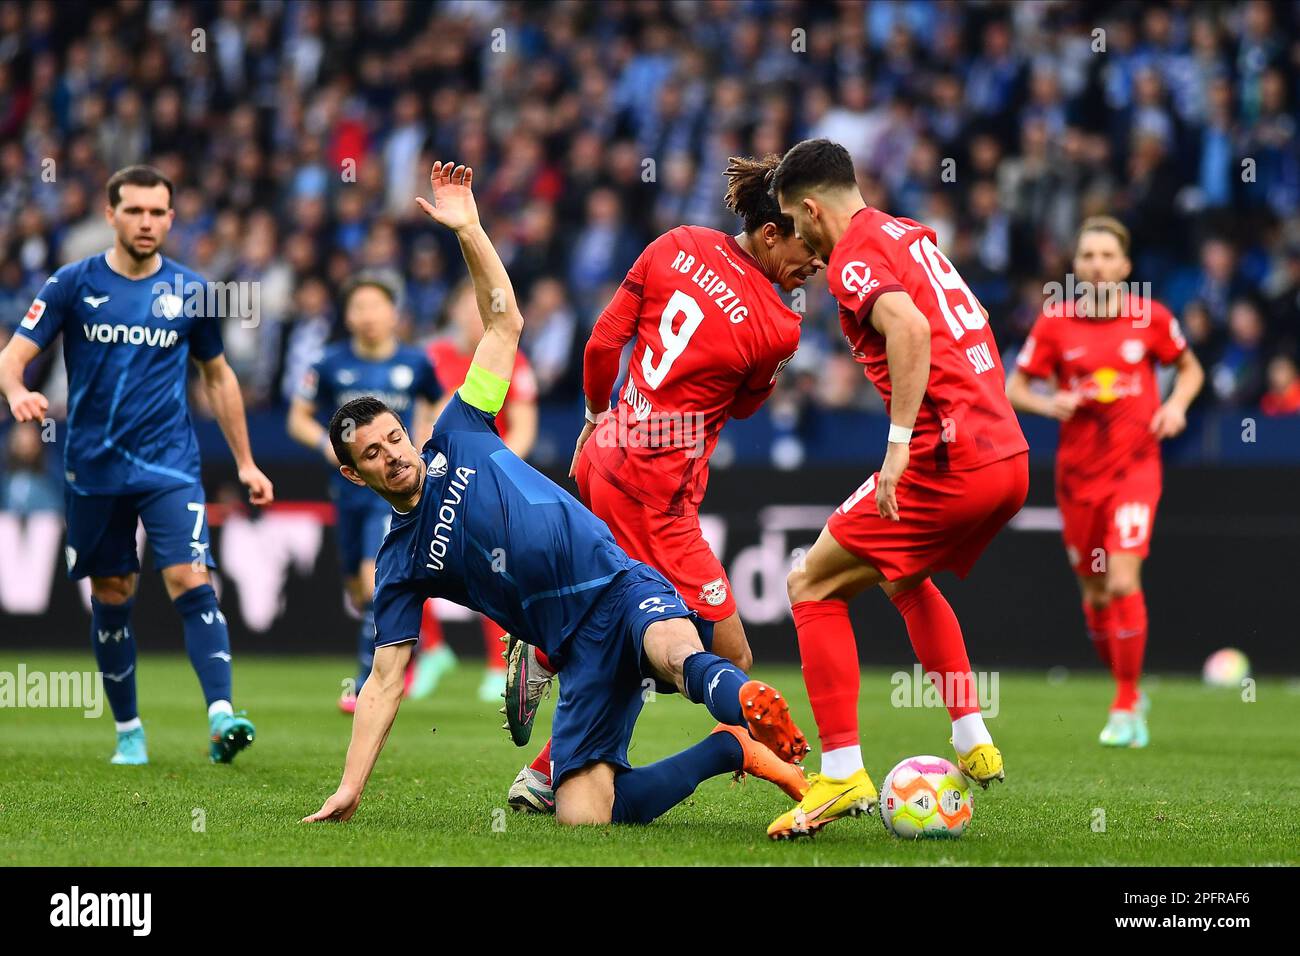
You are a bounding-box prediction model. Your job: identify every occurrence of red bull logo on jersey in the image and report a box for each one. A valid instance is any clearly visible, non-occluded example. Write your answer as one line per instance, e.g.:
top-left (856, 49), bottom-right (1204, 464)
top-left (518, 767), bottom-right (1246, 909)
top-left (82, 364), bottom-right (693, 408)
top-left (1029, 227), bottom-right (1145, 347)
top-left (82, 323), bottom-right (179, 348)
top-left (1072, 366), bottom-right (1142, 404)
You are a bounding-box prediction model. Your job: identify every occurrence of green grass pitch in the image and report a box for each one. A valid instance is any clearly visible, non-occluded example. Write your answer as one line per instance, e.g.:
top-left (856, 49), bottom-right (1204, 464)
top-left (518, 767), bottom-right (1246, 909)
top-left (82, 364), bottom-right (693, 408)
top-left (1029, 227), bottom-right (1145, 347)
top-left (1, 652), bottom-right (1296, 866)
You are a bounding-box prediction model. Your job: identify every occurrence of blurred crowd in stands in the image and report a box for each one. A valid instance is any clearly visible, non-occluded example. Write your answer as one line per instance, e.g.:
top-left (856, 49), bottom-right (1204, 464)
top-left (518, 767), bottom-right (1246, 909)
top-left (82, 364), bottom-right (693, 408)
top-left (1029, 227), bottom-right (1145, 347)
top-left (2, 0), bottom-right (1299, 474)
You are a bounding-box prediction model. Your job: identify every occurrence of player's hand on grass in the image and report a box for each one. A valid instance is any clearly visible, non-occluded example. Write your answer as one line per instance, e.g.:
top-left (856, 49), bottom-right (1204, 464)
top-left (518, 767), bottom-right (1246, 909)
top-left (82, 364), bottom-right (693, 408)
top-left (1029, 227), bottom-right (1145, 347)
top-left (238, 463), bottom-right (275, 505)
top-left (1150, 400), bottom-right (1187, 439)
top-left (876, 440), bottom-right (909, 521)
top-left (302, 785), bottom-right (361, 823)
top-left (568, 421), bottom-right (597, 478)
top-left (1048, 390), bottom-right (1082, 421)
top-left (7, 387), bottom-right (48, 422)
top-left (415, 162), bottom-right (479, 233)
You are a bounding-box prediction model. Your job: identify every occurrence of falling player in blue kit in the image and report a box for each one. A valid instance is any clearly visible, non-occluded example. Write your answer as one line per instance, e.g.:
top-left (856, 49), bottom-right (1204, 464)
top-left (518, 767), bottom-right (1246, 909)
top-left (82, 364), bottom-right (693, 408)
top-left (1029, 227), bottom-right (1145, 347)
top-left (303, 162), bottom-right (809, 826)
top-left (0, 165), bottom-right (274, 765)
top-left (287, 274), bottom-right (443, 713)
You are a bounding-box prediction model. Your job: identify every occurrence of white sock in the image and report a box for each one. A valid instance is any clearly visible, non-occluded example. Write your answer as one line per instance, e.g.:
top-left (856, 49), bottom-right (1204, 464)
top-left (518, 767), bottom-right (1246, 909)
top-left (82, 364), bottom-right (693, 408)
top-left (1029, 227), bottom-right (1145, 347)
top-left (208, 700), bottom-right (233, 719)
top-left (952, 713), bottom-right (993, 754)
top-left (115, 717), bottom-right (143, 733)
top-left (821, 745), bottom-right (864, 779)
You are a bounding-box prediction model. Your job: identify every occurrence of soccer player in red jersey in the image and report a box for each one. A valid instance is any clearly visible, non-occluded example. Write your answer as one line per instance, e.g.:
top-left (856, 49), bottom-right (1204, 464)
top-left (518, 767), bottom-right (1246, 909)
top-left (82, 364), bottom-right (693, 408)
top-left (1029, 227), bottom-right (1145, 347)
top-left (765, 138), bottom-right (1030, 839)
top-left (1008, 216), bottom-right (1203, 749)
top-left (413, 280), bottom-right (541, 703)
top-left (503, 155), bottom-right (825, 813)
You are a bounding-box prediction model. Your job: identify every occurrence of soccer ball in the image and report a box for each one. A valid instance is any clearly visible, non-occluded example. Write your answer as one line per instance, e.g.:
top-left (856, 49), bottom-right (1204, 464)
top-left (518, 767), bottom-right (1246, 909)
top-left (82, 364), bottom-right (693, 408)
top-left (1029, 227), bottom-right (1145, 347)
top-left (880, 756), bottom-right (973, 838)
top-left (1203, 648), bottom-right (1250, 688)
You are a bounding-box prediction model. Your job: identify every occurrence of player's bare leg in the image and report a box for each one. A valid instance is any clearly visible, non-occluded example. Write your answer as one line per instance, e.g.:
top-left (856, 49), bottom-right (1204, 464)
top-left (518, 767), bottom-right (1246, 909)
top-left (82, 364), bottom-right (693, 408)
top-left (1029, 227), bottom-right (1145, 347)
top-left (160, 562), bottom-right (254, 763)
top-left (554, 761), bottom-right (616, 825)
top-left (708, 611), bottom-right (754, 672)
top-left (1083, 552), bottom-right (1151, 747)
top-left (90, 573), bottom-right (146, 765)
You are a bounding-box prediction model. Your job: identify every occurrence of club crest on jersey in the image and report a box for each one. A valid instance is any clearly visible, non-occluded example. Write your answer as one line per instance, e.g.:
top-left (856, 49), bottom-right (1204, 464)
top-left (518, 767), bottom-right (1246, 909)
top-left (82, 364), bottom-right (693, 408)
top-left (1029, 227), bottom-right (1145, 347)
top-left (390, 365), bottom-right (414, 389)
top-left (428, 452), bottom-right (448, 478)
top-left (840, 261), bottom-right (879, 301)
top-left (337, 369), bottom-right (356, 385)
top-left (1120, 339), bottom-right (1146, 364)
top-left (698, 578), bottom-right (727, 607)
top-left (156, 293), bottom-right (183, 320)
top-left (21, 298), bottom-right (46, 330)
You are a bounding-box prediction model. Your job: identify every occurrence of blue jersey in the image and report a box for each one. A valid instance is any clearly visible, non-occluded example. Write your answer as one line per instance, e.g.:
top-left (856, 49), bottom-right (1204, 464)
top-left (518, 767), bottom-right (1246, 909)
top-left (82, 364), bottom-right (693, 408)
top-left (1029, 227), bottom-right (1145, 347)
top-left (299, 341), bottom-right (443, 508)
top-left (373, 392), bottom-right (637, 657)
top-left (17, 254), bottom-right (224, 495)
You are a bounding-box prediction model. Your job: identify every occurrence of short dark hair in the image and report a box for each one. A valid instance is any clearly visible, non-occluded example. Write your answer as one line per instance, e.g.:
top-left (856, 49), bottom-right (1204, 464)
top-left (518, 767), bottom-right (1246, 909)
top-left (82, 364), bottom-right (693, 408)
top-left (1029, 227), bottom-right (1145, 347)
top-left (723, 154), bottom-right (793, 235)
top-left (341, 272), bottom-right (399, 311)
top-left (329, 396), bottom-right (399, 469)
top-left (106, 165), bottom-right (174, 208)
top-left (769, 139), bottom-right (857, 203)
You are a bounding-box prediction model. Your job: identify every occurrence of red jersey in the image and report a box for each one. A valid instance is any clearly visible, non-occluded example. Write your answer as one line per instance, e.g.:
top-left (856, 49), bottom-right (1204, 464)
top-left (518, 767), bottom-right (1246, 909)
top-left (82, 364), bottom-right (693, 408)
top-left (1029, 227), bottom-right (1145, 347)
top-left (1016, 295), bottom-right (1186, 491)
top-left (427, 338), bottom-right (537, 440)
top-left (827, 207), bottom-right (1027, 471)
top-left (583, 226), bottom-right (802, 515)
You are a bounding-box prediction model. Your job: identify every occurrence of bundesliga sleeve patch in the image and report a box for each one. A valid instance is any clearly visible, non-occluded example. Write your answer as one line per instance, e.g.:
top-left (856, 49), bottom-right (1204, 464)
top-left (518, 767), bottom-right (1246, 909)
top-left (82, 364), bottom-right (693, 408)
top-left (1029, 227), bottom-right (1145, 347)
top-left (21, 298), bottom-right (46, 330)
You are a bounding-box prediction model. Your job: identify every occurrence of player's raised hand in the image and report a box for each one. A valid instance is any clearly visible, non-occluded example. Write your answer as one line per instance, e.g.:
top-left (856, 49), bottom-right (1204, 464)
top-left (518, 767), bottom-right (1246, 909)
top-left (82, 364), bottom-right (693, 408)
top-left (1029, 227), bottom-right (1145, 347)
top-left (302, 784), bottom-right (361, 823)
top-left (7, 387), bottom-right (48, 423)
top-left (1150, 400), bottom-right (1187, 440)
top-left (238, 463), bottom-right (275, 505)
top-left (876, 441), bottom-right (909, 522)
top-left (415, 162), bottom-right (479, 233)
top-left (1048, 389), bottom-right (1082, 421)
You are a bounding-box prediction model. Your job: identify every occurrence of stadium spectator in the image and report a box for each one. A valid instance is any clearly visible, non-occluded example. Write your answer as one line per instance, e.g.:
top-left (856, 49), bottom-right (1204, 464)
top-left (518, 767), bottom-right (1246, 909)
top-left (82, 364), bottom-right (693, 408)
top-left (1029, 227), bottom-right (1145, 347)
top-left (1260, 354), bottom-right (1300, 416)
top-left (0, 419), bottom-right (60, 515)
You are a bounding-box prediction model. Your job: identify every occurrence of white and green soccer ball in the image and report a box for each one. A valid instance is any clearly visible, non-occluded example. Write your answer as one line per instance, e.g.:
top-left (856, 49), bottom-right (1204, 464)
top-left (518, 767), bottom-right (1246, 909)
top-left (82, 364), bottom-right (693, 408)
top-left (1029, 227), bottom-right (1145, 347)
top-left (880, 755), bottom-right (973, 839)
top-left (1203, 648), bottom-right (1250, 688)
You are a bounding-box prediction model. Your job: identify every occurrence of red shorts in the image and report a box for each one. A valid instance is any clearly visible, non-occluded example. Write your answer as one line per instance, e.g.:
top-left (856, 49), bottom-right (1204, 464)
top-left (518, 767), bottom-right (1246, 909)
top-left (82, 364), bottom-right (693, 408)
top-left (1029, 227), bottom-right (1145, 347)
top-left (1057, 468), bottom-right (1161, 576)
top-left (827, 453), bottom-right (1029, 581)
top-left (575, 451), bottom-right (735, 621)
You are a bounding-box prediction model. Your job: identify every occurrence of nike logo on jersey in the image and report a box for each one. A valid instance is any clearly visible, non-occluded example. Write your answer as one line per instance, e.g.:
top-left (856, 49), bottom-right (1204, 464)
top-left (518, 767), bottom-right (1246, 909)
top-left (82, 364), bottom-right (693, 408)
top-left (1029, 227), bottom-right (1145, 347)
top-left (83, 295), bottom-right (110, 308)
top-left (1064, 347), bottom-right (1087, 360)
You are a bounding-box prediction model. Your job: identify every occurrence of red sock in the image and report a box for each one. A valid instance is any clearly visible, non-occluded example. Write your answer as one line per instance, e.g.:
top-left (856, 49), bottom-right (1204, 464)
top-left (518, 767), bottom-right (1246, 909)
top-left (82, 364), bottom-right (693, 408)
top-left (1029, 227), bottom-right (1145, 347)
top-left (529, 738), bottom-right (552, 782)
top-left (1083, 600), bottom-right (1115, 669)
top-left (791, 599), bottom-right (860, 751)
top-left (419, 600), bottom-right (444, 652)
top-left (534, 647), bottom-right (555, 672)
top-left (482, 616), bottom-right (507, 671)
top-left (890, 579), bottom-right (980, 721)
top-left (1109, 590), bottom-right (1147, 711)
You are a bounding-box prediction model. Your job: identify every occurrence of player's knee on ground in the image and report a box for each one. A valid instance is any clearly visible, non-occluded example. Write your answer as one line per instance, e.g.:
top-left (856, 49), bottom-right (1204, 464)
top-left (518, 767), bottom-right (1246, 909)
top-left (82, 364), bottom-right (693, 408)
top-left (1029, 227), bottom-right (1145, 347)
top-left (554, 762), bottom-right (615, 825)
top-left (710, 613), bottom-right (752, 672)
top-left (90, 574), bottom-right (136, 605)
top-left (642, 616), bottom-right (706, 695)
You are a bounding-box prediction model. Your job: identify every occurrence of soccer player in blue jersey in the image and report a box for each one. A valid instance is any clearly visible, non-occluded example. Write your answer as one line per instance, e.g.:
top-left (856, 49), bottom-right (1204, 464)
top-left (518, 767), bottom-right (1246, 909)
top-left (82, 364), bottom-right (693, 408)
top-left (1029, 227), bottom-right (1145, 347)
top-left (0, 165), bottom-right (274, 766)
top-left (303, 162), bottom-right (809, 826)
top-left (287, 274), bottom-right (443, 713)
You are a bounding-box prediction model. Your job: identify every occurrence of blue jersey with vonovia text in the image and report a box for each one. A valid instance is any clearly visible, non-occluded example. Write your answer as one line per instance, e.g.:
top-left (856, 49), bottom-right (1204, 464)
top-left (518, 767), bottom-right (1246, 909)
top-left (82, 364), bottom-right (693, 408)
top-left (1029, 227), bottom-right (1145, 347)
top-left (298, 341), bottom-right (443, 509)
top-left (16, 254), bottom-right (224, 495)
top-left (373, 393), bottom-right (637, 657)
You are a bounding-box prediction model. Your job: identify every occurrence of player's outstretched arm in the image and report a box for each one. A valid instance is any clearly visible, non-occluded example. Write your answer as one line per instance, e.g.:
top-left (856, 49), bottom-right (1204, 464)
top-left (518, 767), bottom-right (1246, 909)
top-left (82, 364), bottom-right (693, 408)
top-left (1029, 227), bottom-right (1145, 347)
top-left (1151, 347), bottom-right (1204, 439)
top-left (0, 335), bottom-right (49, 422)
top-left (415, 161), bottom-right (523, 385)
top-left (870, 291), bottom-right (931, 521)
top-left (1006, 368), bottom-right (1081, 421)
top-left (196, 354), bottom-right (274, 504)
top-left (302, 641), bottom-right (412, 823)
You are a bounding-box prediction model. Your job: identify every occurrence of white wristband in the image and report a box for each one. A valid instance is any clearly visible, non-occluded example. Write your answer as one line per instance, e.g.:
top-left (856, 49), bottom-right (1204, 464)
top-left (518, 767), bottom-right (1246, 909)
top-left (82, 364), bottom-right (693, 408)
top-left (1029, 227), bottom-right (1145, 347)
top-left (585, 406), bottom-right (607, 426)
top-left (887, 423), bottom-right (913, 444)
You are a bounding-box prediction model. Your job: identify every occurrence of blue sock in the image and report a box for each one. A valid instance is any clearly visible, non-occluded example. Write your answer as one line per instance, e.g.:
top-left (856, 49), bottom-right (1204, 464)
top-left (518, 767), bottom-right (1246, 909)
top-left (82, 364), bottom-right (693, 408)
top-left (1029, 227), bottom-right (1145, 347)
top-left (355, 602), bottom-right (376, 691)
top-left (611, 733), bottom-right (743, 824)
top-left (173, 584), bottom-right (232, 707)
top-left (91, 597), bottom-right (138, 723)
top-left (682, 652), bottom-right (748, 726)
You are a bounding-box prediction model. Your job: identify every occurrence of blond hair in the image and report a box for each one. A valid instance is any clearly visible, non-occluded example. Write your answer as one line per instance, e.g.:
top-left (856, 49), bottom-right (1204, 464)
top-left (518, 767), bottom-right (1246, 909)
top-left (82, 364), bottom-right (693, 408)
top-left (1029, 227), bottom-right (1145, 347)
top-left (1076, 215), bottom-right (1130, 255)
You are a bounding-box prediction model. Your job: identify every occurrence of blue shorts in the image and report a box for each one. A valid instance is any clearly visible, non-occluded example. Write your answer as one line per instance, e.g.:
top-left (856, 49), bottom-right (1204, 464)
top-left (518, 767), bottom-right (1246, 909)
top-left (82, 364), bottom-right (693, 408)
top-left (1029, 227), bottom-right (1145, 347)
top-left (549, 562), bottom-right (713, 787)
top-left (64, 481), bottom-right (216, 580)
top-left (336, 502), bottom-right (391, 577)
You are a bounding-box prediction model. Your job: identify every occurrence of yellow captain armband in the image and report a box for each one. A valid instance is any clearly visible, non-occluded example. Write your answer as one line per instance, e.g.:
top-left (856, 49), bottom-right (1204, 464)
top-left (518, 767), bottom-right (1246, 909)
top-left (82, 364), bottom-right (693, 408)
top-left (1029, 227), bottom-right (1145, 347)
top-left (458, 362), bottom-right (511, 415)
